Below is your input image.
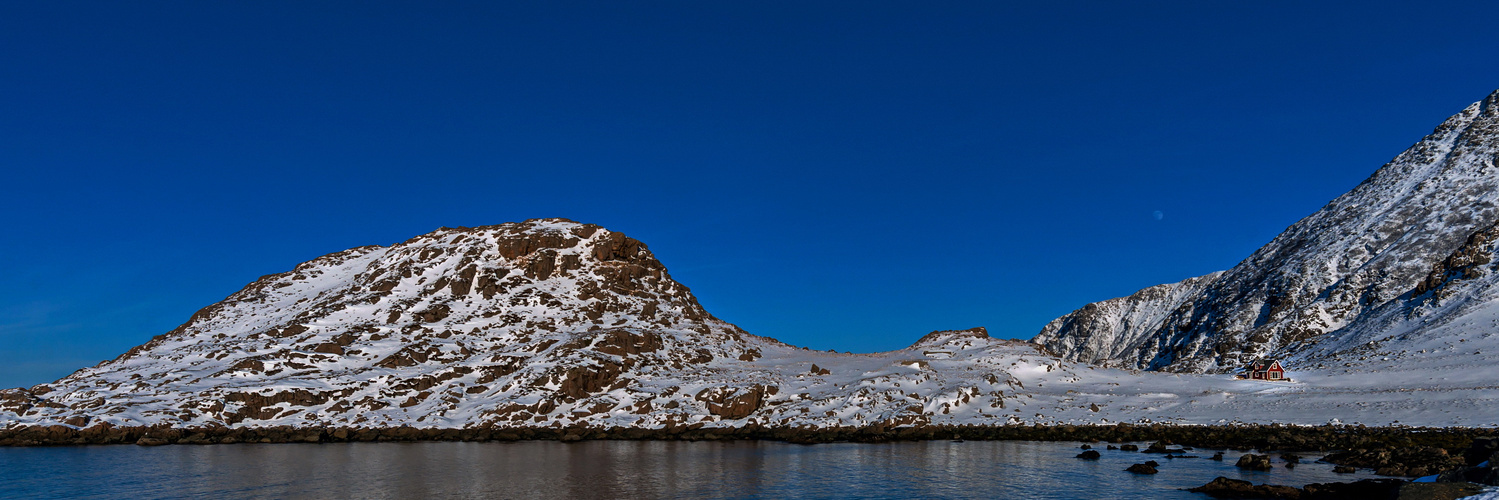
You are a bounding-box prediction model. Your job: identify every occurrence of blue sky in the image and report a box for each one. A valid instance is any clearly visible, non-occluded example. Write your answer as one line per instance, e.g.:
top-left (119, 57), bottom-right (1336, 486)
top-left (3, 1), bottom-right (1499, 388)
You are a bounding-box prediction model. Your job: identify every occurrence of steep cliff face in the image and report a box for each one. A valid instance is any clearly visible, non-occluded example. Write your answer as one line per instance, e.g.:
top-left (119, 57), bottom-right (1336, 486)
top-left (1035, 90), bottom-right (1499, 372)
top-left (1033, 272), bottom-right (1221, 367)
top-left (1286, 218), bottom-right (1499, 373)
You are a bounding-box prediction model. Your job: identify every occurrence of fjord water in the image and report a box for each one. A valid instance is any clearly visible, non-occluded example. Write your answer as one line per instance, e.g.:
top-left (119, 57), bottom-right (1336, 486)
top-left (3, 440), bottom-right (1373, 499)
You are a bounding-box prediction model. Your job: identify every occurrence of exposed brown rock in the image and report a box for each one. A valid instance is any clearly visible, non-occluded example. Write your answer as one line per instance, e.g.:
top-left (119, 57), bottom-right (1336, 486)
top-left (695, 385), bottom-right (774, 420)
top-left (590, 329), bottom-right (663, 357)
top-left (135, 436), bottom-right (169, 446)
top-left (417, 305), bottom-right (451, 323)
top-left (271, 324), bottom-right (309, 338)
top-left (556, 362), bottom-right (625, 400)
top-left (223, 389), bottom-right (332, 424)
top-left (1415, 222), bottom-right (1499, 298)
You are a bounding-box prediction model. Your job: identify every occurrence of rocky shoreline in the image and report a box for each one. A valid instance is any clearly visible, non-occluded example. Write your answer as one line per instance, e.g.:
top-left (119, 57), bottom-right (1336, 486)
top-left (4, 423), bottom-right (1493, 464)
top-left (1187, 437), bottom-right (1499, 499)
top-left (11, 423), bottom-right (1498, 497)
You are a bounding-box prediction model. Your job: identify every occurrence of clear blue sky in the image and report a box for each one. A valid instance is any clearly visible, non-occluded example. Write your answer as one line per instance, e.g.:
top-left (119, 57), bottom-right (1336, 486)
top-left (4, 1), bottom-right (1499, 388)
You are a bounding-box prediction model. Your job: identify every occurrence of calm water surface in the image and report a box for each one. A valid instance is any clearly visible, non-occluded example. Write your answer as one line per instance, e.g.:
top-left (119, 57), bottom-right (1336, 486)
top-left (1, 440), bottom-right (1377, 499)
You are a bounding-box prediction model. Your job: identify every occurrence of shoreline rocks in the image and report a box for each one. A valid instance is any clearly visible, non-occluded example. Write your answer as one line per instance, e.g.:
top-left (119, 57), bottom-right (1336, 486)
top-left (1, 423), bottom-right (1494, 452)
top-left (1192, 477), bottom-right (1483, 500)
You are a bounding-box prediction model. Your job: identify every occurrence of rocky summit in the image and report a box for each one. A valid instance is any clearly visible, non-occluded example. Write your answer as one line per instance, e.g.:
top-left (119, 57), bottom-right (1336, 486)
top-left (1035, 89), bottom-right (1499, 373)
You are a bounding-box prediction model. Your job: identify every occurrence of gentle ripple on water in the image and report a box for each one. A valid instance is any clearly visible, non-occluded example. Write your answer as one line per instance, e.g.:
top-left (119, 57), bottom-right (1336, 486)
top-left (0, 440), bottom-right (1381, 499)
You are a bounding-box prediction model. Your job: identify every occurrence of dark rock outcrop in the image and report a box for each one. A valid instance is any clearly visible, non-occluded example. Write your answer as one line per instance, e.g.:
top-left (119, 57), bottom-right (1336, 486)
top-left (1323, 446), bottom-right (1462, 477)
top-left (1236, 454), bottom-right (1273, 471)
top-left (1189, 477), bottom-right (1302, 499)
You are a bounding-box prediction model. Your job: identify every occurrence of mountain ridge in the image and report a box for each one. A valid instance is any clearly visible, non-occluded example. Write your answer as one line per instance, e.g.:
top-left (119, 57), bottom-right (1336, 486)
top-left (1034, 89), bottom-right (1499, 373)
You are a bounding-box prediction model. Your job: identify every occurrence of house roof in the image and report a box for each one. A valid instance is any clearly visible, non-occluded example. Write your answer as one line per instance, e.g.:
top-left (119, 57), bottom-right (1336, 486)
top-left (1245, 358), bottom-right (1282, 370)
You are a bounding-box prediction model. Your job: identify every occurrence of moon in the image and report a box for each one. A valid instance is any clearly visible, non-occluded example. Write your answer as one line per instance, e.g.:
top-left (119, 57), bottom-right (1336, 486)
top-left (1153, 210), bottom-right (1164, 220)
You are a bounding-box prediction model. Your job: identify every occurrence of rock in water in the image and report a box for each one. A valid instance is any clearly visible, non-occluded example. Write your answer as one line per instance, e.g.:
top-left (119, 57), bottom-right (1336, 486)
top-left (1125, 463), bottom-right (1158, 474)
top-left (1236, 454), bottom-right (1273, 471)
top-left (1076, 450), bottom-right (1101, 460)
top-left (1188, 477), bottom-right (1301, 499)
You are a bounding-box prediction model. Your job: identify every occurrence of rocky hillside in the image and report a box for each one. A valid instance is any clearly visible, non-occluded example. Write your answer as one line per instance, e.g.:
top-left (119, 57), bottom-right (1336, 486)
top-left (0, 219), bottom-right (1058, 430)
top-left (1034, 89), bottom-right (1499, 372)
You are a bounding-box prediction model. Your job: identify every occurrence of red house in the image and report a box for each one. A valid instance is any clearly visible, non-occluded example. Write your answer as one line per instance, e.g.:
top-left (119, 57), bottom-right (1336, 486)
top-left (1243, 358), bottom-right (1286, 381)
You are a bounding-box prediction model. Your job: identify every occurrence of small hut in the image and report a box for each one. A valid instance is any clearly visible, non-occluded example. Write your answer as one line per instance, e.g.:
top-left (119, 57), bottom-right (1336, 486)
top-left (1242, 358), bottom-right (1287, 381)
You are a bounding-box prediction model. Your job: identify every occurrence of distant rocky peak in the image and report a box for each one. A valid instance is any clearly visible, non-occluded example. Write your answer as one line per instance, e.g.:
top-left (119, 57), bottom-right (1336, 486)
top-left (908, 327), bottom-right (991, 350)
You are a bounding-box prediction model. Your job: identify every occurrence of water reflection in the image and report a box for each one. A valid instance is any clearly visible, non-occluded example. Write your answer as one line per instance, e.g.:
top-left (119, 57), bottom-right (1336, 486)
top-left (0, 440), bottom-right (1378, 499)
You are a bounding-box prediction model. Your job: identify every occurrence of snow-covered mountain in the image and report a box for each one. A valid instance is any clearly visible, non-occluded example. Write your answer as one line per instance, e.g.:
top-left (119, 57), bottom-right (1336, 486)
top-left (0, 220), bottom-right (1063, 430)
top-left (5, 215), bottom-right (1499, 432)
top-left (8, 90), bottom-right (1499, 433)
top-left (1035, 89), bottom-right (1499, 373)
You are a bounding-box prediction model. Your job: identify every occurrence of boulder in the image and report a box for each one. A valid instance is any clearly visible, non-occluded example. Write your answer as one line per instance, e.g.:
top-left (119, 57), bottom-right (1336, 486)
top-left (1144, 440), bottom-right (1184, 453)
top-left (1189, 477), bottom-right (1302, 499)
top-left (135, 436), bottom-right (170, 446)
top-left (1076, 450), bottom-right (1101, 460)
top-left (1464, 438), bottom-right (1499, 466)
top-left (1236, 454), bottom-right (1273, 471)
top-left (1125, 463), bottom-right (1158, 474)
top-left (1301, 479), bottom-right (1404, 499)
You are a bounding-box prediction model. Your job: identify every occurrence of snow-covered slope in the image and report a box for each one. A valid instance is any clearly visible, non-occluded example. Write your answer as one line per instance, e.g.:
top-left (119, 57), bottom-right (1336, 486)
top-left (0, 220), bottom-right (1057, 430)
top-left (1035, 89), bottom-right (1499, 373)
